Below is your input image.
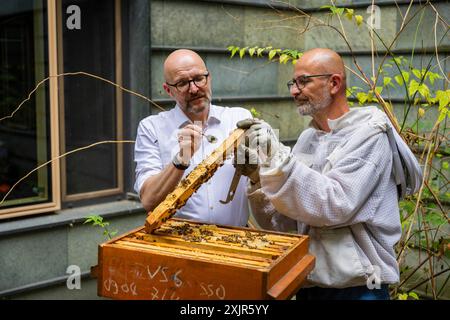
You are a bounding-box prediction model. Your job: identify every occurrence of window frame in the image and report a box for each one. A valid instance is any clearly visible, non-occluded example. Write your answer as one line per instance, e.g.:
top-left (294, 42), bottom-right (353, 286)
top-left (0, 0), bottom-right (61, 220)
top-left (57, 0), bottom-right (124, 202)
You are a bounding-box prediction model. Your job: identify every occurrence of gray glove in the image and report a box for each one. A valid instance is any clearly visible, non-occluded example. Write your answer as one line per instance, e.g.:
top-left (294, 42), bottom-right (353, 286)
top-left (237, 118), bottom-right (281, 164)
top-left (234, 143), bottom-right (260, 184)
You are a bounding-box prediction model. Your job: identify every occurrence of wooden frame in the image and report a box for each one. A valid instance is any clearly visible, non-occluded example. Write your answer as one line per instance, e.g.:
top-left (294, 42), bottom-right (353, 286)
top-left (146, 128), bottom-right (246, 233)
top-left (59, 0), bottom-right (124, 202)
top-left (0, 0), bottom-right (61, 219)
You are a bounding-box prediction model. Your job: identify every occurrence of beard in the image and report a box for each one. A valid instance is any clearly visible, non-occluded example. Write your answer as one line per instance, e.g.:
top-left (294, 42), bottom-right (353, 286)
top-left (296, 87), bottom-right (332, 116)
top-left (185, 93), bottom-right (211, 115)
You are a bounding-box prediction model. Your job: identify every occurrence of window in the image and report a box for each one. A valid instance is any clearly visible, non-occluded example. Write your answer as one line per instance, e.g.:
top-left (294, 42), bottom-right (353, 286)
top-left (58, 0), bottom-right (123, 201)
top-left (0, 0), bottom-right (60, 219)
top-left (0, 0), bottom-right (123, 219)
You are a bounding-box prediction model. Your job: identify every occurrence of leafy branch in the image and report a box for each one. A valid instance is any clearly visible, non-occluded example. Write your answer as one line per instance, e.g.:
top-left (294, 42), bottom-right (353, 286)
top-left (84, 215), bottom-right (118, 240)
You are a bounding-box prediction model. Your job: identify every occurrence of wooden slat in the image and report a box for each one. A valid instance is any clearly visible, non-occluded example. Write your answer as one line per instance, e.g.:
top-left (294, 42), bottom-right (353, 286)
top-left (158, 221), bottom-right (298, 243)
top-left (134, 231), bottom-right (283, 255)
top-left (124, 234), bottom-right (280, 260)
top-left (122, 236), bottom-right (275, 263)
top-left (114, 240), bottom-right (271, 268)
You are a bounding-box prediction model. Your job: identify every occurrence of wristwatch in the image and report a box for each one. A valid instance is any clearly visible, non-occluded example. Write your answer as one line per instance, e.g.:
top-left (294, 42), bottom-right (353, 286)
top-left (172, 152), bottom-right (190, 170)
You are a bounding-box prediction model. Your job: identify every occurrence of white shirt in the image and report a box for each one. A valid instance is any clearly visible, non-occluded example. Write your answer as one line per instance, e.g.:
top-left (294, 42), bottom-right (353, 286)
top-left (134, 104), bottom-right (251, 227)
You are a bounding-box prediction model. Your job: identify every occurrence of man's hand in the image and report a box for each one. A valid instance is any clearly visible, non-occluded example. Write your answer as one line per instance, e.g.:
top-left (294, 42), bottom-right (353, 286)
top-left (237, 118), bottom-right (281, 162)
top-left (177, 124), bottom-right (202, 164)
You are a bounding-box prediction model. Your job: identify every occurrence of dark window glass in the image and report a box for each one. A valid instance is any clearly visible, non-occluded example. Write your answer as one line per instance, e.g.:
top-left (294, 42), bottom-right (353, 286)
top-left (0, 1), bottom-right (52, 209)
top-left (61, 0), bottom-right (117, 195)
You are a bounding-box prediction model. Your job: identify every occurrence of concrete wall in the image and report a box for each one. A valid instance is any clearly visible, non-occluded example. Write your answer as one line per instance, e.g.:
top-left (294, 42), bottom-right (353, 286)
top-left (0, 201), bottom-right (146, 299)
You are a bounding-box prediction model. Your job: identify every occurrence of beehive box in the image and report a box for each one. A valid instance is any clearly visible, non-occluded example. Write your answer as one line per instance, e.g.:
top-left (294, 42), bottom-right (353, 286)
top-left (94, 218), bottom-right (315, 300)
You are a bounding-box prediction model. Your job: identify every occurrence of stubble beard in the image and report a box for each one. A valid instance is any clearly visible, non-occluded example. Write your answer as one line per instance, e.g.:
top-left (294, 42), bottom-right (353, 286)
top-left (186, 97), bottom-right (209, 115)
top-left (185, 89), bottom-right (212, 115)
top-left (296, 87), bottom-right (332, 116)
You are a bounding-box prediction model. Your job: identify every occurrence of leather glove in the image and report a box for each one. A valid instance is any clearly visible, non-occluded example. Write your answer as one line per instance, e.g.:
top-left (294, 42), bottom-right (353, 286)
top-left (233, 142), bottom-right (260, 184)
top-left (237, 118), bottom-right (281, 165)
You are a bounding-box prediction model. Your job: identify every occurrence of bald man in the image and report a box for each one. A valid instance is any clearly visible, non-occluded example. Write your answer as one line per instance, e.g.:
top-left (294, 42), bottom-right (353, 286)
top-left (235, 48), bottom-right (417, 299)
top-left (134, 49), bottom-right (252, 227)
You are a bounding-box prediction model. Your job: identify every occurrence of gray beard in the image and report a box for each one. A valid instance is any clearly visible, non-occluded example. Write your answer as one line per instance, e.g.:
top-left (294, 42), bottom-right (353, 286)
top-left (296, 90), bottom-right (332, 116)
top-left (186, 98), bottom-right (209, 115)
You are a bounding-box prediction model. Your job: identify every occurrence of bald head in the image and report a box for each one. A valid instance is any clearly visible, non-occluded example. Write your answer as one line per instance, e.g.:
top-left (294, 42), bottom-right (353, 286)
top-left (163, 49), bottom-right (207, 82)
top-left (298, 48), bottom-right (346, 76)
top-left (162, 49), bottom-right (212, 120)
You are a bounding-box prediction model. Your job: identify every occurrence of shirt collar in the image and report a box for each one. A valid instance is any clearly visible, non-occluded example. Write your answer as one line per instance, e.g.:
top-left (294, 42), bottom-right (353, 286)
top-left (174, 103), bottom-right (221, 129)
top-left (306, 106), bottom-right (384, 133)
top-left (327, 106), bottom-right (381, 131)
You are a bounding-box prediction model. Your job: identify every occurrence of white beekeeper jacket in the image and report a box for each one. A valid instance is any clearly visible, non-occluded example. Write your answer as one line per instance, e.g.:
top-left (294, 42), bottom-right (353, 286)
top-left (248, 106), bottom-right (421, 288)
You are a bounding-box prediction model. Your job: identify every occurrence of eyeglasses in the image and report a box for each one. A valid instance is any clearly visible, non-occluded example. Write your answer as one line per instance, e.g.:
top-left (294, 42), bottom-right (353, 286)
top-left (287, 74), bottom-right (333, 91)
top-left (166, 73), bottom-right (210, 92)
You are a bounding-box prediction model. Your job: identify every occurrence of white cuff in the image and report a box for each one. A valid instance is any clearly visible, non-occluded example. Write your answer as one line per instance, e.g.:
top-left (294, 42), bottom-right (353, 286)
top-left (260, 144), bottom-right (292, 177)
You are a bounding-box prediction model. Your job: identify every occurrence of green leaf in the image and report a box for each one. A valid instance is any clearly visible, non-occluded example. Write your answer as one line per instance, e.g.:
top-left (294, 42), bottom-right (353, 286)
top-left (345, 8), bottom-right (354, 20)
top-left (374, 86), bottom-right (383, 95)
top-left (437, 108), bottom-right (448, 123)
top-left (383, 77), bottom-right (392, 87)
top-left (248, 47), bottom-right (256, 57)
top-left (356, 92), bottom-right (368, 105)
top-left (268, 49), bottom-right (277, 60)
top-left (442, 161), bottom-right (449, 170)
top-left (279, 54), bottom-right (290, 64)
top-left (239, 47), bottom-right (248, 59)
top-left (412, 69), bottom-right (422, 80)
top-left (230, 46), bottom-right (239, 59)
top-left (417, 83), bottom-right (430, 99)
top-left (409, 292), bottom-right (419, 300)
top-left (402, 71), bottom-right (410, 83)
top-left (394, 74), bottom-right (404, 86)
top-left (428, 72), bottom-right (442, 85)
top-left (393, 56), bottom-right (403, 65)
top-left (424, 212), bottom-right (447, 227)
top-left (250, 107), bottom-right (261, 117)
top-left (408, 79), bottom-right (420, 96)
top-left (333, 7), bottom-right (345, 15)
top-left (398, 293), bottom-right (408, 300)
top-left (256, 47), bottom-right (265, 57)
top-left (435, 90), bottom-right (450, 110)
top-left (355, 15), bottom-right (364, 26)
top-left (345, 88), bottom-right (353, 97)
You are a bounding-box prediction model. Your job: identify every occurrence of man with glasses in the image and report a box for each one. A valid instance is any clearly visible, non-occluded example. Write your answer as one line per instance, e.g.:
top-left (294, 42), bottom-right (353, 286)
top-left (134, 49), bottom-right (252, 227)
top-left (235, 48), bottom-right (421, 299)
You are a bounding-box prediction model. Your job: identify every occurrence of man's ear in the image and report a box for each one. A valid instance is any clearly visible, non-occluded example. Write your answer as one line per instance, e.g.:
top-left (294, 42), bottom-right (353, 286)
top-left (163, 83), bottom-right (173, 97)
top-left (330, 74), bottom-right (343, 95)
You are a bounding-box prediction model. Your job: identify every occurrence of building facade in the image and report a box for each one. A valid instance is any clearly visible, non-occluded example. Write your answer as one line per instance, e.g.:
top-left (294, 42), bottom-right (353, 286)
top-left (0, 0), bottom-right (448, 299)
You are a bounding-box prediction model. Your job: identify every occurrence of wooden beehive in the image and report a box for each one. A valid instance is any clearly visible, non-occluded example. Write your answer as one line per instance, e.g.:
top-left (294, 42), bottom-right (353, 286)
top-left (94, 218), bottom-right (315, 300)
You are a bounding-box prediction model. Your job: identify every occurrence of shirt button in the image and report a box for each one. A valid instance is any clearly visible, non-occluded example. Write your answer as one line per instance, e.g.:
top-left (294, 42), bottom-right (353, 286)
top-left (210, 206), bottom-right (213, 210)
